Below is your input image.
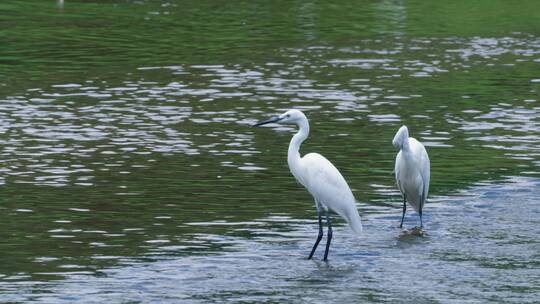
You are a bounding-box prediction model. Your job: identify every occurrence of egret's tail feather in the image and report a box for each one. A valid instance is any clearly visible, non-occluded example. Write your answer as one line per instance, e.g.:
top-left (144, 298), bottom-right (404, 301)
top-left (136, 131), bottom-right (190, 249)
top-left (349, 220), bottom-right (363, 234)
top-left (347, 213), bottom-right (363, 235)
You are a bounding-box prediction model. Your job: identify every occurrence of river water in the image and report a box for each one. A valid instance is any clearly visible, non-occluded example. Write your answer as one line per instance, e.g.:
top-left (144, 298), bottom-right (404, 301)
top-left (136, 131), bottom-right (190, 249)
top-left (1, 0), bottom-right (539, 302)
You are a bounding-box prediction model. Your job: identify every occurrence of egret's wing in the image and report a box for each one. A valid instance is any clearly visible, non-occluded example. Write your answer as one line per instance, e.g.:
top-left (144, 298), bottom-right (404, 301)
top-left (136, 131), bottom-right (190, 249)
top-left (418, 144), bottom-right (430, 207)
top-left (303, 153), bottom-right (347, 191)
top-left (394, 151), bottom-right (404, 196)
top-left (300, 152), bottom-right (357, 212)
top-left (300, 153), bottom-right (360, 231)
top-left (405, 137), bottom-right (430, 209)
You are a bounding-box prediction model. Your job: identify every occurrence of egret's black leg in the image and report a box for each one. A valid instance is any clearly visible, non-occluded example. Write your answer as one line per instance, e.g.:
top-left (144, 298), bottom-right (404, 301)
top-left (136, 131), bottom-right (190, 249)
top-left (399, 196), bottom-right (407, 228)
top-left (308, 210), bottom-right (323, 259)
top-left (323, 212), bottom-right (333, 261)
top-left (419, 204), bottom-right (423, 228)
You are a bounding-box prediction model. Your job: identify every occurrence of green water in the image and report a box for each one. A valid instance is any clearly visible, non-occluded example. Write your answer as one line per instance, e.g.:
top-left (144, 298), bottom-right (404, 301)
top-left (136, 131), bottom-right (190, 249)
top-left (1, 0), bottom-right (539, 302)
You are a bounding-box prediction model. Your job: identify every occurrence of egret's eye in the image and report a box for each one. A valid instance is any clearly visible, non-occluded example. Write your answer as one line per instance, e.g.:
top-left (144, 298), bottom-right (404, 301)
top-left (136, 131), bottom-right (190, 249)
top-left (286, 114), bottom-right (290, 118)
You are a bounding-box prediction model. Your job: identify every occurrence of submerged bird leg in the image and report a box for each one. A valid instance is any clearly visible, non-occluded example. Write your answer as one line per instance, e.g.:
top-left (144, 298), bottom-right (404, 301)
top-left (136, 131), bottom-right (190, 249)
top-left (399, 196), bottom-right (407, 228)
top-left (308, 209), bottom-right (323, 260)
top-left (323, 212), bottom-right (333, 261)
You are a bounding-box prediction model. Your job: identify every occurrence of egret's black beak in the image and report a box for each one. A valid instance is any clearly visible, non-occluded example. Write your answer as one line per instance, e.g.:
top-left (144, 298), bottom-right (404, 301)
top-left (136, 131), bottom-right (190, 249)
top-left (251, 116), bottom-right (283, 127)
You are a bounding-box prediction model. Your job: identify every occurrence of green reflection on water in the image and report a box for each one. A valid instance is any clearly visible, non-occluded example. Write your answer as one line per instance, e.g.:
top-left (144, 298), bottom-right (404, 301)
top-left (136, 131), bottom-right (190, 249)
top-left (0, 0), bottom-right (538, 286)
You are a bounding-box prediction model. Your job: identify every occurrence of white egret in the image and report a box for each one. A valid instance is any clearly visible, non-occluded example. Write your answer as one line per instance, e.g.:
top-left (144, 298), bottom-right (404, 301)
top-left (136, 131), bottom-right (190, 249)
top-left (253, 109), bottom-right (362, 261)
top-left (392, 125), bottom-right (430, 228)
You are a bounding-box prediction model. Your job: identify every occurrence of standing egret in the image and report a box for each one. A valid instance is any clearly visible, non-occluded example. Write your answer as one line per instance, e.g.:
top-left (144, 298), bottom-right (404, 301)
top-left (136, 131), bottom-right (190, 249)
top-left (252, 109), bottom-right (362, 261)
top-left (392, 125), bottom-right (430, 228)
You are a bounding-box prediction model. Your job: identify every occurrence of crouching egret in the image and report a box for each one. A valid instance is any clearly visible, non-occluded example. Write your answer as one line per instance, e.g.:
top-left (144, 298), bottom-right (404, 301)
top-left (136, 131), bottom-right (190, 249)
top-left (392, 125), bottom-right (430, 228)
top-left (253, 109), bottom-right (362, 261)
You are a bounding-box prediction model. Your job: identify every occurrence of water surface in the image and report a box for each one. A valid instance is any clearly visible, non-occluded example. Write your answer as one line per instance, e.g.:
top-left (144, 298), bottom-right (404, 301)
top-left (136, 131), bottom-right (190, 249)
top-left (0, 0), bottom-right (539, 302)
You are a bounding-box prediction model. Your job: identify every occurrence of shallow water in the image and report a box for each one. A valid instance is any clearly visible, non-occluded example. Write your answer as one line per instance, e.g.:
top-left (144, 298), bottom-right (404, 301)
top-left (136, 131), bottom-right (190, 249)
top-left (2, 177), bottom-right (539, 303)
top-left (1, 0), bottom-right (539, 302)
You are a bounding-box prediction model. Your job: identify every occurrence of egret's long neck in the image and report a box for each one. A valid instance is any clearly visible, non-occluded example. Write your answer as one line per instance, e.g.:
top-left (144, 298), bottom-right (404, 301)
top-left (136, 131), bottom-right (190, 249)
top-left (287, 118), bottom-right (309, 172)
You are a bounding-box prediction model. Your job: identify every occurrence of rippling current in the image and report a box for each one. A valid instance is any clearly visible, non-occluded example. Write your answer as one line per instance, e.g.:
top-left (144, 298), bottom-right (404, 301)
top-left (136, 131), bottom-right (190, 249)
top-left (1, 0), bottom-right (539, 303)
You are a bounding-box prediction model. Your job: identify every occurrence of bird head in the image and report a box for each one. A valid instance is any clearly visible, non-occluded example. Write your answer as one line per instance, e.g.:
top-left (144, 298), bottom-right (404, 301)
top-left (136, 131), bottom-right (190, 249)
top-left (252, 109), bottom-right (307, 127)
top-left (392, 125), bottom-right (409, 150)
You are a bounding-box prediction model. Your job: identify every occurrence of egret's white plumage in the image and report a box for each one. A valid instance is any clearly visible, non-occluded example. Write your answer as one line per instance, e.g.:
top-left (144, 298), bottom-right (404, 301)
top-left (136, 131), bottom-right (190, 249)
top-left (392, 125), bottom-right (430, 228)
top-left (253, 109), bottom-right (362, 260)
top-left (291, 153), bottom-right (363, 233)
